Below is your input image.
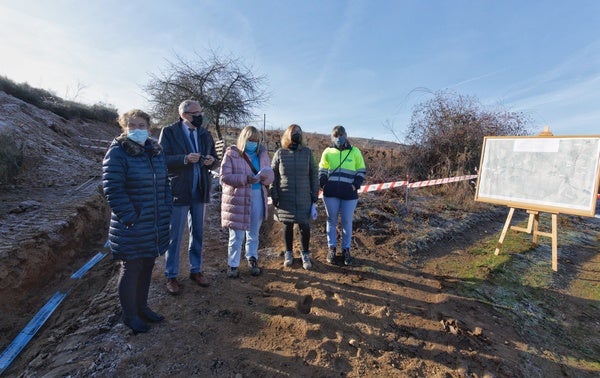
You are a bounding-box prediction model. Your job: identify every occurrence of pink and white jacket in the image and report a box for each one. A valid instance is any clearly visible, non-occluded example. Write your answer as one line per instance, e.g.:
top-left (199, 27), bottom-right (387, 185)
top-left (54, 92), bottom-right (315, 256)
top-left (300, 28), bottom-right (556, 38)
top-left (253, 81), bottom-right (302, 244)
top-left (220, 145), bottom-right (274, 230)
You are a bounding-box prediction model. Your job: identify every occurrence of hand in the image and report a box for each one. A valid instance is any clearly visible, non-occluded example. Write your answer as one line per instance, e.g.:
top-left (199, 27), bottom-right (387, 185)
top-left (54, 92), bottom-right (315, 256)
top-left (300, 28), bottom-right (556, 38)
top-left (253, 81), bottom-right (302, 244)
top-left (202, 155), bottom-right (215, 166)
top-left (256, 167), bottom-right (271, 182)
top-left (319, 176), bottom-right (328, 188)
top-left (247, 174), bottom-right (260, 184)
top-left (186, 153), bottom-right (202, 164)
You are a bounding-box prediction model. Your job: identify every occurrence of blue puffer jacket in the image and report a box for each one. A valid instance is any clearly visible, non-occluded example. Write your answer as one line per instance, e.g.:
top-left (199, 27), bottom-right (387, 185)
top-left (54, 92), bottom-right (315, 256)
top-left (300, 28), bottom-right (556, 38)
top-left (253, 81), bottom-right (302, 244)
top-left (102, 135), bottom-right (172, 261)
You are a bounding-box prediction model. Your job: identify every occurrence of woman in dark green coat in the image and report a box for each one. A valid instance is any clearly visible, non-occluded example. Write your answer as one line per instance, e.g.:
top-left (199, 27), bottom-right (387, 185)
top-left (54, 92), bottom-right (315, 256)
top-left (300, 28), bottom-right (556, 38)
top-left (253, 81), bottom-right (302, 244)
top-left (270, 124), bottom-right (319, 270)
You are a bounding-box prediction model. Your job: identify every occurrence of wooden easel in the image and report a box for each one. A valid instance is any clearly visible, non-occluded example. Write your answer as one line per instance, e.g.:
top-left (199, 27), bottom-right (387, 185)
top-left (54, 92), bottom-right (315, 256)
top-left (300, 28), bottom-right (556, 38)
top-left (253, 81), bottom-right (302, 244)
top-left (495, 208), bottom-right (559, 271)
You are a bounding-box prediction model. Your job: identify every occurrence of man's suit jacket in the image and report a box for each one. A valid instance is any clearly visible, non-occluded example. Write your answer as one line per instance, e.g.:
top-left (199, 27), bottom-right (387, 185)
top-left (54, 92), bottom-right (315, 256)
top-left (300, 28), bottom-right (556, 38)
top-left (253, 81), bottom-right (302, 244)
top-left (158, 120), bottom-right (218, 204)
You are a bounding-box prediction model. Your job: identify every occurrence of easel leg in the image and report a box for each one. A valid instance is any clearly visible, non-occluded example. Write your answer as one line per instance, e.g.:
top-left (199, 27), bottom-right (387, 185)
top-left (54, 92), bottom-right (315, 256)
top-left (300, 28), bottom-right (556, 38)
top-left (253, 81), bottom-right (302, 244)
top-left (495, 208), bottom-right (515, 255)
top-left (532, 213), bottom-right (539, 247)
top-left (551, 214), bottom-right (558, 271)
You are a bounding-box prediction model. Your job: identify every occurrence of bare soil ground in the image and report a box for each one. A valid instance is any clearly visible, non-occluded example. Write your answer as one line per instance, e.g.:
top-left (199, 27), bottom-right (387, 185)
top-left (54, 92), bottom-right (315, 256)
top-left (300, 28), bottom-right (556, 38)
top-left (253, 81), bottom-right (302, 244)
top-left (1, 92), bottom-right (599, 377)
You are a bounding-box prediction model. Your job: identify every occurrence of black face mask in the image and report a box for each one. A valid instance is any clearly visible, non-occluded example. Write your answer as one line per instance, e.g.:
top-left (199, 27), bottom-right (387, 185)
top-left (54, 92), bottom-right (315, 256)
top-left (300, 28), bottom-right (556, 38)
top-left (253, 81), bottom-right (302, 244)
top-left (291, 132), bottom-right (302, 144)
top-left (191, 114), bottom-right (203, 128)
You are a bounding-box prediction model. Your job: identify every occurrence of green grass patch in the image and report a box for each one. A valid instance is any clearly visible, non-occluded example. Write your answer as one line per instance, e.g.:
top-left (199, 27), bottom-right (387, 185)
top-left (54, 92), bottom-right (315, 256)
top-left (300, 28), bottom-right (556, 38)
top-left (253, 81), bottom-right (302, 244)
top-left (437, 231), bottom-right (531, 285)
top-left (431, 223), bottom-right (600, 371)
top-left (569, 279), bottom-right (600, 301)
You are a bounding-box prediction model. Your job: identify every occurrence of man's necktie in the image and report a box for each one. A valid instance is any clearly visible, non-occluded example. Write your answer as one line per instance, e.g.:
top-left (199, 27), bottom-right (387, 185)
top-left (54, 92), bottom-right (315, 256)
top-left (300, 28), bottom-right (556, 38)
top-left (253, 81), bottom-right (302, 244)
top-left (189, 128), bottom-right (197, 152)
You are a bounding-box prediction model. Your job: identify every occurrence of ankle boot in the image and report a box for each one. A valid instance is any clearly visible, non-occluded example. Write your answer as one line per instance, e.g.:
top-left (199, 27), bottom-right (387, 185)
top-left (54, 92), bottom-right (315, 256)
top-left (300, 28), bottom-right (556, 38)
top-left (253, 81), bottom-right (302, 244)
top-left (301, 251), bottom-right (312, 270)
top-left (139, 307), bottom-right (165, 323)
top-left (123, 315), bottom-right (150, 334)
top-left (342, 248), bottom-right (352, 266)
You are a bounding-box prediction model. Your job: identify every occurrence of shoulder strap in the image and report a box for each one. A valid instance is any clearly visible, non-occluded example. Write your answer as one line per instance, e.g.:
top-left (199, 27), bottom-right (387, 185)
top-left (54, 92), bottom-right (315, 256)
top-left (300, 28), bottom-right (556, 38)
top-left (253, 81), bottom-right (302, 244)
top-left (332, 146), bottom-right (353, 173)
top-left (242, 152), bottom-right (259, 175)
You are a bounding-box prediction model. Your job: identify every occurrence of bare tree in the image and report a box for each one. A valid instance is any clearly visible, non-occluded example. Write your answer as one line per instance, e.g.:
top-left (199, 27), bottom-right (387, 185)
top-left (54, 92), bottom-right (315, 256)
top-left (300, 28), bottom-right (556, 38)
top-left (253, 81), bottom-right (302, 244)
top-left (405, 90), bottom-right (530, 180)
top-left (64, 81), bottom-right (88, 102)
top-left (382, 119), bottom-right (405, 145)
top-left (144, 50), bottom-right (269, 140)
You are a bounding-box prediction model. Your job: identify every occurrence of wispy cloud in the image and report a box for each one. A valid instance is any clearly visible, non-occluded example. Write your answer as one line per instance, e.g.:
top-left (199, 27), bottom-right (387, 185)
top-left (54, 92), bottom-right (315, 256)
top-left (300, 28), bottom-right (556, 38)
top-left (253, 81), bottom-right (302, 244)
top-left (448, 68), bottom-right (510, 89)
top-left (501, 40), bottom-right (600, 104)
top-left (313, 1), bottom-right (364, 91)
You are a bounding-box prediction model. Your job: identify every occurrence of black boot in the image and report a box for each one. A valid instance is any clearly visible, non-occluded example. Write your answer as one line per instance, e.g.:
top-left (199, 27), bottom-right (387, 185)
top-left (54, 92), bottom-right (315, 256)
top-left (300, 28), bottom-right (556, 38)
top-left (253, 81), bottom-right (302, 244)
top-left (139, 307), bottom-right (165, 323)
top-left (342, 248), bottom-right (352, 266)
top-left (123, 315), bottom-right (150, 334)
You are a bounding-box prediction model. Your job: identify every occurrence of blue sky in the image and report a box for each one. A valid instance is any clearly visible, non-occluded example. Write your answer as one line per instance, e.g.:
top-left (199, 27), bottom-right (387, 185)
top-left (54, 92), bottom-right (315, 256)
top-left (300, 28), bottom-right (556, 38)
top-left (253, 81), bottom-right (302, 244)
top-left (1, 0), bottom-right (599, 142)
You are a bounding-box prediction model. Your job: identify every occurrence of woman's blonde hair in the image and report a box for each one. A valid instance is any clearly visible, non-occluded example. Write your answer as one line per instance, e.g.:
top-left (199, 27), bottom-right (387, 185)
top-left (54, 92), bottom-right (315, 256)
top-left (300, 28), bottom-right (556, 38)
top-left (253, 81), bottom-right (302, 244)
top-left (117, 109), bottom-right (151, 132)
top-left (236, 125), bottom-right (261, 152)
top-left (281, 124), bottom-right (304, 148)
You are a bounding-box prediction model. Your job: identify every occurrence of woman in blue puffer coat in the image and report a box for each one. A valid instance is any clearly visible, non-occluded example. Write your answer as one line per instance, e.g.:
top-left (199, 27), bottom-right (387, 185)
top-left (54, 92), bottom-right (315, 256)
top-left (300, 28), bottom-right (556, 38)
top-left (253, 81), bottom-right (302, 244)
top-left (102, 109), bottom-right (172, 334)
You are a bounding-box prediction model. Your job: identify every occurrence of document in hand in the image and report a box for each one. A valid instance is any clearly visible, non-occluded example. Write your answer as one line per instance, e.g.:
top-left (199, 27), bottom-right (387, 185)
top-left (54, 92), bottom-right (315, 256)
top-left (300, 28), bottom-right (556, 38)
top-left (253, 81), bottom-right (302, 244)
top-left (256, 166), bottom-right (272, 178)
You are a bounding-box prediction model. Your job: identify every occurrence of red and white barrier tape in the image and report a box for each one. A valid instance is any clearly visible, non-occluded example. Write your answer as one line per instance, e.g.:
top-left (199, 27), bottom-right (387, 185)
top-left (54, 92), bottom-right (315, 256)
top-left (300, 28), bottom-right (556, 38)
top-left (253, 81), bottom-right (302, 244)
top-left (318, 174), bottom-right (478, 198)
top-left (408, 174), bottom-right (479, 188)
top-left (359, 180), bottom-right (408, 193)
top-left (360, 174), bottom-right (479, 193)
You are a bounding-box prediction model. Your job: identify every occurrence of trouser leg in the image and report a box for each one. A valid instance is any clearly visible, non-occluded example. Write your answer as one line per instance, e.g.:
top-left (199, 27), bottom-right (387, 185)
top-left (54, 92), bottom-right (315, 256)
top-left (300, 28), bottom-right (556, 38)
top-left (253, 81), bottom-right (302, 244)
top-left (298, 223), bottom-right (310, 251)
top-left (246, 188), bottom-right (264, 260)
top-left (165, 205), bottom-right (189, 278)
top-left (340, 199), bottom-right (358, 249)
top-left (188, 200), bottom-right (206, 273)
top-left (323, 196), bottom-right (341, 247)
top-left (119, 259), bottom-right (143, 319)
top-left (228, 228), bottom-right (245, 267)
top-left (284, 222), bottom-right (294, 251)
top-left (136, 257), bottom-right (155, 312)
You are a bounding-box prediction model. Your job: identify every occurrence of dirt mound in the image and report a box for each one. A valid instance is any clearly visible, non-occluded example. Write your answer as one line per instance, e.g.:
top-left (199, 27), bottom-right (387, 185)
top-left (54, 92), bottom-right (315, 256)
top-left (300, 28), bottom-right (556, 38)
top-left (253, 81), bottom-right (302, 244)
top-left (0, 92), bottom-right (119, 292)
top-left (0, 92), bottom-right (598, 377)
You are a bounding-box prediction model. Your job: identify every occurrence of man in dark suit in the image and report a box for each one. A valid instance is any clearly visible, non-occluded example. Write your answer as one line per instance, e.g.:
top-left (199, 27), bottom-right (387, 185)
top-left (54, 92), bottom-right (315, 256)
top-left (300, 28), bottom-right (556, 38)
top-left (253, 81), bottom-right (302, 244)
top-left (158, 99), bottom-right (218, 294)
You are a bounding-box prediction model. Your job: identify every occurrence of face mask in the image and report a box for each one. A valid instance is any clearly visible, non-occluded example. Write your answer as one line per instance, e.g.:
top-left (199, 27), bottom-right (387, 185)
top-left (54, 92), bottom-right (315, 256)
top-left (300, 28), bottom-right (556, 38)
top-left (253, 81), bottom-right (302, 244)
top-left (245, 141), bottom-right (258, 153)
top-left (291, 133), bottom-right (302, 144)
top-left (128, 129), bottom-right (148, 145)
top-left (191, 114), bottom-right (203, 128)
top-left (333, 136), bottom-right (346, 148)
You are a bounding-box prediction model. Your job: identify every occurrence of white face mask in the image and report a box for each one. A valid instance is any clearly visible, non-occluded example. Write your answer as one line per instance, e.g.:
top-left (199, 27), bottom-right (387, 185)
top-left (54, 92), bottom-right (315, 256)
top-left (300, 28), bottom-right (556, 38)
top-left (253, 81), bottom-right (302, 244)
top-left (127, 129), bottom-right (148, 145)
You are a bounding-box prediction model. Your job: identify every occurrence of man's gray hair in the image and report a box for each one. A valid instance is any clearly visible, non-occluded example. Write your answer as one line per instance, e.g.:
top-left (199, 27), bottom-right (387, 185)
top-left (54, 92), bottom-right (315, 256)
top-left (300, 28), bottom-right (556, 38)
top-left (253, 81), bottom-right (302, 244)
top-left (178, 99), bottom-right (200, 115)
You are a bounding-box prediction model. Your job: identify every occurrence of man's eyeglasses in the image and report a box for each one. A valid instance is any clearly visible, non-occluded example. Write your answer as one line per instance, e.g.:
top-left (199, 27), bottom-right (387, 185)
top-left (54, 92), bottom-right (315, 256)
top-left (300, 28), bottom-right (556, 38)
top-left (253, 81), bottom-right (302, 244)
top-left (184, 111), bottom-right (203, 116)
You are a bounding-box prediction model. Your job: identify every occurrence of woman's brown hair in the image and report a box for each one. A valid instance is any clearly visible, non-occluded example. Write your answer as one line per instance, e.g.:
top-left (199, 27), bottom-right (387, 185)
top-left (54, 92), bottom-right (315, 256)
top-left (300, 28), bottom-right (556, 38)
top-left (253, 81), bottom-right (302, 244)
top-left (281, 124), bottom-right (304, 149)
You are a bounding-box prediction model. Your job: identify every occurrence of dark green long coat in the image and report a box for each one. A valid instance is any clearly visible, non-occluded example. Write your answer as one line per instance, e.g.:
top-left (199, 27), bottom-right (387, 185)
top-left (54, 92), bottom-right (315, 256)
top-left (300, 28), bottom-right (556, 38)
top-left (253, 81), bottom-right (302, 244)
top-left (270, 145), bottom-right (318, 224)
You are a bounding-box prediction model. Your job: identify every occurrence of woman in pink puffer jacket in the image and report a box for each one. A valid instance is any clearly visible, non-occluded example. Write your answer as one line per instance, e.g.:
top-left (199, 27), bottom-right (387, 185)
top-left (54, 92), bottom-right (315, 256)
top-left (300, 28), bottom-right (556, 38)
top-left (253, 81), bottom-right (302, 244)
top-left (220, 126), bottom-right (274, 278)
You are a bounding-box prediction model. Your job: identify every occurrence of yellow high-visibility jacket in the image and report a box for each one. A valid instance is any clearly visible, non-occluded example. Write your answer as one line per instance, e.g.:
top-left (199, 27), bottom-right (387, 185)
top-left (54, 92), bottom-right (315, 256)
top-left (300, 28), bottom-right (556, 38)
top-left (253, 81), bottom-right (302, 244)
top-left (318, 145), bottom-right (366, 200)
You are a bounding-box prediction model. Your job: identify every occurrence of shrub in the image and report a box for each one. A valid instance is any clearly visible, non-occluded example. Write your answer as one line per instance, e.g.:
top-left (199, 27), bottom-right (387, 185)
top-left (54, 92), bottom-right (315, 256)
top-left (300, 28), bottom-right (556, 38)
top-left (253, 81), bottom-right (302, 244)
top-left (405, 90), bottom-right (530, 180)
top-left (0, 76), bottom-right (118, 123)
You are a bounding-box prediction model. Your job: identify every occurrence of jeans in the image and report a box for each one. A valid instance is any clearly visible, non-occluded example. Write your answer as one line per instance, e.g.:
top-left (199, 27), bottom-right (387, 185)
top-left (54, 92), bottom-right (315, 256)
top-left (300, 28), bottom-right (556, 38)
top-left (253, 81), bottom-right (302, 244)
top-left (118, 257), bottom-right (155, 319)
top-left (323, 196), bottom-right (357, 249)
top-left (228, 187), bottom-right (264, 267)
top-left (165, 196), bottom-right (206, 278)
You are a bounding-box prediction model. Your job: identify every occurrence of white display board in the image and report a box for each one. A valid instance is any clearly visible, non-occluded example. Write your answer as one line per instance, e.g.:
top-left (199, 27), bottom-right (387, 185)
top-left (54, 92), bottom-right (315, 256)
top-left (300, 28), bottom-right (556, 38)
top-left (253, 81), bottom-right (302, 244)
top-left (475, 136), bottom-right (600, 217)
